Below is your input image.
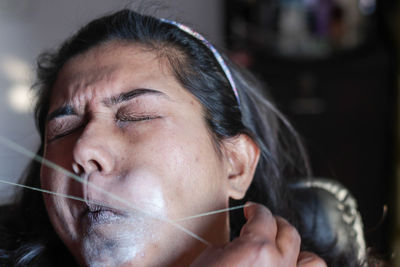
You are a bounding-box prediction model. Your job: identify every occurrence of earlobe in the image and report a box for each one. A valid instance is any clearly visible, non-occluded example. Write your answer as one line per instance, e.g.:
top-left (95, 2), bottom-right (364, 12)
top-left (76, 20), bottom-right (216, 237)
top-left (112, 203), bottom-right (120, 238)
top-left (223, 134), bottom-right (260, 200)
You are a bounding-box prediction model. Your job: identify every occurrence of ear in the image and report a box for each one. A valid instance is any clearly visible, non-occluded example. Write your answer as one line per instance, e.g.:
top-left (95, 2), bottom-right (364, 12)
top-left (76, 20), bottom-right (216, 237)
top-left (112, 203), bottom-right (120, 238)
top-left (222, 134), bottom-right (260, 200)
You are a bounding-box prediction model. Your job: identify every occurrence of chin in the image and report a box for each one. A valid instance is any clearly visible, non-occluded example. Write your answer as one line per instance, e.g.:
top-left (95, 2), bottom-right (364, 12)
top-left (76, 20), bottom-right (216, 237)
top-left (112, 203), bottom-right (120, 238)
top-left (73, 206), bottom-right (151, 265)
top-left (80, 222), bottom-right (152, 267)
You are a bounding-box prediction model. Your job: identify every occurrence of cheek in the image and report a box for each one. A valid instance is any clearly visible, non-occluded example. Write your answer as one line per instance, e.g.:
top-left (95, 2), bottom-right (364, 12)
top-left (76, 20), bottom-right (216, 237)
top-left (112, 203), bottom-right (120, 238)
top-left (122, 124), bottom-right (226, 219)
top-left (117, 169), bottom-right (167, 218)
top-left (40, 164), bottom-right (73, 194)
top-left (41, 140), bottom-right (77, 195)
top-left (40, 143), bottom-right (76, 194)
top-left (40, 146), bottom-right (82, 240)
top-left (40, 164), bottom-right (81, 242)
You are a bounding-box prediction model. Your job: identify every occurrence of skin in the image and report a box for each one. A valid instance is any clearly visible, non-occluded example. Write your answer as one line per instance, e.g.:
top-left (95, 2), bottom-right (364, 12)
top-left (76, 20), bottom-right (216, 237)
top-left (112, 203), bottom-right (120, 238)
top-left (40, 41), bottom-right (326, 266)
top-left (192, 204), bottom-right (327, 267)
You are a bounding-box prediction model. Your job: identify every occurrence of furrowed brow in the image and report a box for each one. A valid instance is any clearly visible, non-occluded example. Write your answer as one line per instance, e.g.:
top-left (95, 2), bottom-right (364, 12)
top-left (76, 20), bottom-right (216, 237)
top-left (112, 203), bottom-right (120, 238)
top-left (46, 88), bottom-right (166, 122)
top-left (105, 88), bottom-right (166, 106)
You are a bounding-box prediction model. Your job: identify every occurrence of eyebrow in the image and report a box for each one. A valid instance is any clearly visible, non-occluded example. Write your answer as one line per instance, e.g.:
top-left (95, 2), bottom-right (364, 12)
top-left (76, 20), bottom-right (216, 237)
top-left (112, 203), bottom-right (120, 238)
top-left (105, 88), bottom-right (166, 106)
top-left (46, 105), bottom-right (76, 122)
top-left (46, 88), bottom-right (166, 122)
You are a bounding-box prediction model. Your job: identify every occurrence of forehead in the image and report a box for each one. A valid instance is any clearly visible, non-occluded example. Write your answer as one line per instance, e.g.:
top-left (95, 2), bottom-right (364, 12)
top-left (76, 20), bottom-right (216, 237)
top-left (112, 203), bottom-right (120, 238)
top-left (49, 41), bottom-right (192, 109)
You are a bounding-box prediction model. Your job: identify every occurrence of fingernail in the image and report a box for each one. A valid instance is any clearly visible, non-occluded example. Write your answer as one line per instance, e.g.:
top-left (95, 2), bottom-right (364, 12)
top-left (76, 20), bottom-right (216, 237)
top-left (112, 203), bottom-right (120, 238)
top-left (298, 255), bottom-right (315, 264)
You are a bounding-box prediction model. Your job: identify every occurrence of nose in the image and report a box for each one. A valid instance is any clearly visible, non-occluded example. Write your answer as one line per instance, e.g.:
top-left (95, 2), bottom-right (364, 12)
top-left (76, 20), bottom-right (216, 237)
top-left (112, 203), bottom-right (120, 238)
top-left (72, 121), bottom-right (115, 176)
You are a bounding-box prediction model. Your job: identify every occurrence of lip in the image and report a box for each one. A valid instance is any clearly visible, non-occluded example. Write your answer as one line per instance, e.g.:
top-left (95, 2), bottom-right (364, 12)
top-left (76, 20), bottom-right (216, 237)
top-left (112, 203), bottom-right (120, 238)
top-left (80, 203), bottom-right (127, 227)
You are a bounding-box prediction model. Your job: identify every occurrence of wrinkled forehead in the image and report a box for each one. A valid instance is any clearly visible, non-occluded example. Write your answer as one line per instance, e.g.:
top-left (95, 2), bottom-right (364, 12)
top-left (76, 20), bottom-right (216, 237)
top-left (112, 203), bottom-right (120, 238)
top-left (47, 41), bottom-right (189, 111)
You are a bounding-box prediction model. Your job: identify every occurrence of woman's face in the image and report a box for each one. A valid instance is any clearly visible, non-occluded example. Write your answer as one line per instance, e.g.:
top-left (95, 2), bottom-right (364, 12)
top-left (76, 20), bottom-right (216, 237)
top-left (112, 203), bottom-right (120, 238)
top-left (40, 41), bottom-right (233, 266)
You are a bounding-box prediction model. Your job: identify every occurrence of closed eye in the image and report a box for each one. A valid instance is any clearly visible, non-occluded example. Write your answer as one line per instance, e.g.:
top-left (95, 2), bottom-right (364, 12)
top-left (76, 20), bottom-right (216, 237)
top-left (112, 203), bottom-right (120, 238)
top-left (116, 114), bottom-right (162, 125)
top-left (117, 114), bottom-right (159, 122)
top-left (46, 117), bottom-right (85, 142)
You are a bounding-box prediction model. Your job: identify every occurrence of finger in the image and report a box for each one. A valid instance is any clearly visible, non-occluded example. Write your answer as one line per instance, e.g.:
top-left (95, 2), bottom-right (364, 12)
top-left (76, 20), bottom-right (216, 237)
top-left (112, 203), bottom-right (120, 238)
top-left (275, 216), bottom-right (301, 263)
top-left (240, 202), bottom-right (277, 241)
top-left (297, 251), bottom-right (327, 267)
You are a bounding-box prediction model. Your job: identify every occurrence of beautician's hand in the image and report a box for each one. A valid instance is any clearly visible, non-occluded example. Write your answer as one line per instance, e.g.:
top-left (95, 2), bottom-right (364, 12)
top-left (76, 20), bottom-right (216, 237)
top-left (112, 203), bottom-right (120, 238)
top-left (191, 203), bottom-right (327, 267)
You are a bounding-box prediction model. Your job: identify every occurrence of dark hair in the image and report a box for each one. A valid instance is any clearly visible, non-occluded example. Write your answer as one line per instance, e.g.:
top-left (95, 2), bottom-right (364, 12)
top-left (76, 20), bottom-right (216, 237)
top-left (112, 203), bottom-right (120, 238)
top-left (0, 9), bottom-right (364, 266)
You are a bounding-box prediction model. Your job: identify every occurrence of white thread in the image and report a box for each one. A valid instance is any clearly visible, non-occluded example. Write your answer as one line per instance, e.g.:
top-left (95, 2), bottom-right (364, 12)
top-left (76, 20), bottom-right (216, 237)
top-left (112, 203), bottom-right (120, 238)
top-left (0, 136), bottom-right (254, 247)
top-left (0, 176), bottom-right (214, 246)
top-left (0, 135), bottom-right (147, 214)
top-left (0, 135), bottom-right (211, 246)
top-left (0, 178), bottom-right (113, 209)
top-left (176, 203), bottom-right (253, 221)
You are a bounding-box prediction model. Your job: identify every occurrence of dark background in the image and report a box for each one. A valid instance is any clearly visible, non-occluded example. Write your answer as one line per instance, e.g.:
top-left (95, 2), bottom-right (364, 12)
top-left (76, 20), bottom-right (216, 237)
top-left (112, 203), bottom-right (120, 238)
top-left (224, 0), bottom-right (398, 258)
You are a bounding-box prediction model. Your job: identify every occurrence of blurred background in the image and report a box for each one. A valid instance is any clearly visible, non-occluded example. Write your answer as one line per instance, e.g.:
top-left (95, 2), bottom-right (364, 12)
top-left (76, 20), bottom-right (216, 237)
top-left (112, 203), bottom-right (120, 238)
top-left (0, 0), bottom-right (398, 264)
